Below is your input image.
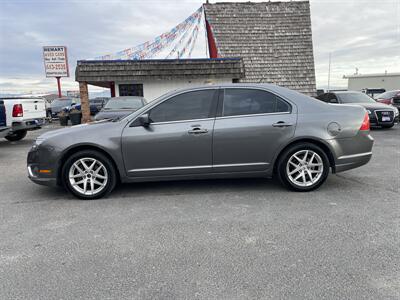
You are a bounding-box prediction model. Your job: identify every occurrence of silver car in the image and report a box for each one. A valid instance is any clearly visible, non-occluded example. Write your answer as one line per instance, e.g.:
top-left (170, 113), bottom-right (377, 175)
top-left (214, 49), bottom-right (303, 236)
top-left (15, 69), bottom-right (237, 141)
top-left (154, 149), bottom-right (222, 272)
top-left (28, 84), bottom-right (374, 199)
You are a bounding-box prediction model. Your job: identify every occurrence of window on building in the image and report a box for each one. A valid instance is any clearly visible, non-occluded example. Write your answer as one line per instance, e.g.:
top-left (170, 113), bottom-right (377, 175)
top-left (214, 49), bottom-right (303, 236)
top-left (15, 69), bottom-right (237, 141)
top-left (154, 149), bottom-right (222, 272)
top-left (149, 90), bottom-right (217, 123)
top-left (119, 84), bottom-right (144, 97)
top-left (223, 89), bottom-right (291, 117)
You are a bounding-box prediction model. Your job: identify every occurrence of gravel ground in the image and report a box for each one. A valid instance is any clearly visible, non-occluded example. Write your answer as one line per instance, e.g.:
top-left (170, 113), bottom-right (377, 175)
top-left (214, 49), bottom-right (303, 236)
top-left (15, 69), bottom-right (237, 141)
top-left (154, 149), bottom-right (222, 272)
top-left (0, 124), bottom-right (399, 299)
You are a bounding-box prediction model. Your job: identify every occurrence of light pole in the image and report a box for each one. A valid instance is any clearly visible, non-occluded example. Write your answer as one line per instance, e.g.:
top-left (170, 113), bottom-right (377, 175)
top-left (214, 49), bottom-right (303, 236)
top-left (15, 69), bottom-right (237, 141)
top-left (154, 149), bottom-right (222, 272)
top-left (327, 52), bottom-right (332, 92)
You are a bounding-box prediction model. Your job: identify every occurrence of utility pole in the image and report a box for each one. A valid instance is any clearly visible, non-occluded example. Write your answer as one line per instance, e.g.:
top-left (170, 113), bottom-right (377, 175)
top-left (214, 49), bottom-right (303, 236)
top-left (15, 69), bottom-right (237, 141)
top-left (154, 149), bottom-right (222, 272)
top-left (327, 52), bottom-right (331, 92)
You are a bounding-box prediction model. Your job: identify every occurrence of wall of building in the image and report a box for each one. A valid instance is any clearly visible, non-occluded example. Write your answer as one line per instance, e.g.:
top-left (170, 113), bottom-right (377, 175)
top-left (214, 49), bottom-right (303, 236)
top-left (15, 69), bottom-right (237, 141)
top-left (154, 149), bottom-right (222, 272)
top-left (115, 77), bottom-right (234, 101)
top-left (348, 75), bottom-right (400, 91)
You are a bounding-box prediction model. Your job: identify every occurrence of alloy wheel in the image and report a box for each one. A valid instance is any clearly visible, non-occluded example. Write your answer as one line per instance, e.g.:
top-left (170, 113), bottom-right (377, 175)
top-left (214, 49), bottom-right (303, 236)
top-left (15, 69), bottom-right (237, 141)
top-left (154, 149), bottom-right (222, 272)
top-left (68, 157), bottom-right (108, 196)
top-left (286, 150), bottom-right (324, 187)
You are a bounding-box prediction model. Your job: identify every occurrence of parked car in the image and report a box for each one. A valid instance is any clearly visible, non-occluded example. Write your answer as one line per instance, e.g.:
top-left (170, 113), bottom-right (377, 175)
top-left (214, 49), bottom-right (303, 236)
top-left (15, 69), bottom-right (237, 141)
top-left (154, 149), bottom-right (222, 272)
top-left (316, 91), bottom-right (399, 128)
top-left (50, 98), bottom-right (80, 118)
top-left (70, 97), bottom-right (110, 115)
top-left (2, 97), bottom-right (46, 141)
top-left (0, 100), bottom-right (10, 138)
top-left (94, 96), bottom-right (146, 121)
top-left (28, 84), bottom-right (374, 199)
top-left (375, 90), bottom-right (400, 112)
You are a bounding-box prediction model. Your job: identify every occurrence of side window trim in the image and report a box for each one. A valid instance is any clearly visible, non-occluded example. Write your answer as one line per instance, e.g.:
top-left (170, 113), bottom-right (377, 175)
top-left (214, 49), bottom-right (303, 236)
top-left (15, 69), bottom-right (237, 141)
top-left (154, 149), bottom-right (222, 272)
top-left (220, 88), bottom-right (292, 118)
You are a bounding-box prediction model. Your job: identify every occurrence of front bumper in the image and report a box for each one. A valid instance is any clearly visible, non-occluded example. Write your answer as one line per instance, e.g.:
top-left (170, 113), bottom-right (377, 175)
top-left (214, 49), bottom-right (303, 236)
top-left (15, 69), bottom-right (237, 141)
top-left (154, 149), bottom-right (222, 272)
top-left (27, 145), bottom-right (59, 187)
top-left (369, 111), bottom-right (398, 126)
top-left (27, 165), bottom-right (58, 186)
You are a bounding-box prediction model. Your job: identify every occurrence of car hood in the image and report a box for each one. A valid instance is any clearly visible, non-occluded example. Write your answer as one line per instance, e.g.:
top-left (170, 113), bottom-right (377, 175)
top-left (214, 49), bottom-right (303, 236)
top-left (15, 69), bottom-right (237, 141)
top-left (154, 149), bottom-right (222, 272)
top-left (37, 119), bottom-right (115, 141)
top-left (349, 102), bottom-right (396, 110)
top-left (94, 109), bottom-right (137, 121)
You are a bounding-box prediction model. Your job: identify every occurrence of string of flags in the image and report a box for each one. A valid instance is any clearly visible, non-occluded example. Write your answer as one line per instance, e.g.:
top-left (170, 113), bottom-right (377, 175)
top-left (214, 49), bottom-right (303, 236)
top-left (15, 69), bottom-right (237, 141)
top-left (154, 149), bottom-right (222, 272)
top-left (91, 6), bottom-right (204, 61)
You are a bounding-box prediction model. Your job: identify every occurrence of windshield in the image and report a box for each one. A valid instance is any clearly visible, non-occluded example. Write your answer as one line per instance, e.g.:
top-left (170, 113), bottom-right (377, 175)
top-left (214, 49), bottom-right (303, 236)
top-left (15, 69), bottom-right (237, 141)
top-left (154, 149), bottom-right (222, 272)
top-left (376, 91), bottom-right (398, 99)
top-left (104, 97), bottom-right (143, 110)
top-left (51, 99), bottom-right (72, 107)
top-left (337, 92), bottom-right (376, 104)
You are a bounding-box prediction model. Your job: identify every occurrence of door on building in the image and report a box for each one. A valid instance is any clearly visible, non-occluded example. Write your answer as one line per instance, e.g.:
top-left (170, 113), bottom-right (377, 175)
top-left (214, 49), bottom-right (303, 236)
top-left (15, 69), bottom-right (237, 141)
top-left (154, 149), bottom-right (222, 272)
top-left (121, 89), bottom-right (219, 177)
top-left (212, 88), bottom-right (296, 173)
top-left (119, 84), bottom-right (144, 97)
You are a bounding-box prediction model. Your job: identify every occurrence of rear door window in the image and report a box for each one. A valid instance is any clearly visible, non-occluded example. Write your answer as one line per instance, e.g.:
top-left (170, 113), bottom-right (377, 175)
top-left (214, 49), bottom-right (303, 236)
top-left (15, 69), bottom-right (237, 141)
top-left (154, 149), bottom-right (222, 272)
top-left (222, 89), bottom-right (291, 117)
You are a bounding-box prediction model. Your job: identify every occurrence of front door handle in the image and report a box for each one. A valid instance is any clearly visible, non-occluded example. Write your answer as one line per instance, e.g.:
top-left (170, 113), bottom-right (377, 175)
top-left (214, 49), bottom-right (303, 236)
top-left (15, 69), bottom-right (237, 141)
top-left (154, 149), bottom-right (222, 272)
top-left (188, 127), bottom-right (208, 134)
top-left (272, 121), bottom-right (294, 128)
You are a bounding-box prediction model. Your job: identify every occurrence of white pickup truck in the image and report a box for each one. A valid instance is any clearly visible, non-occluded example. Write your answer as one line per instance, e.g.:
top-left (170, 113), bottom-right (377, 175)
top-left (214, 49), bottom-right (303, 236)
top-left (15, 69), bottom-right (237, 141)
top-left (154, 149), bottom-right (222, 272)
top-left (1, 97), bottom-right (47, 141)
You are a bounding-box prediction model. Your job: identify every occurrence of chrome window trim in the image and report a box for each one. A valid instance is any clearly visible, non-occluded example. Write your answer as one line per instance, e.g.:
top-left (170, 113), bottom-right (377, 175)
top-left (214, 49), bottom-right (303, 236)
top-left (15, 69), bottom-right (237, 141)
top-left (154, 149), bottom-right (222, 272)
top-left (216, 111), bottom-right (291, 120)
top-left (150, 117), bottom-right (215, 126)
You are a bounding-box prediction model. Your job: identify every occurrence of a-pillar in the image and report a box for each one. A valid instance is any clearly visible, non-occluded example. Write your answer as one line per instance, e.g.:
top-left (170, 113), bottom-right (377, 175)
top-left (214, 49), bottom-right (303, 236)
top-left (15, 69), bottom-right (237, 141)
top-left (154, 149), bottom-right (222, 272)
top-left (79, 81), bottom-right (91, 123)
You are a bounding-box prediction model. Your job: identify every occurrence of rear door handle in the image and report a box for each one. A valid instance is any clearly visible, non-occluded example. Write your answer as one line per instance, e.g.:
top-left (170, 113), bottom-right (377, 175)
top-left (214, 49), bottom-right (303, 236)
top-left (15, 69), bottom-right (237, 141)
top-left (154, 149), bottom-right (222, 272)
top-left (272, 121), bottom-right (294, 127)
top-left (188, 127), bottom-right (208, 134)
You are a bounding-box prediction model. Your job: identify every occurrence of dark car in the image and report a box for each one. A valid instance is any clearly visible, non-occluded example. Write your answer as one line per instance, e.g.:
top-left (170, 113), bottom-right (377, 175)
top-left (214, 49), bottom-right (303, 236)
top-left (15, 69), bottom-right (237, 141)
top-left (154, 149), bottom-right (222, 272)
top-left (94, 96), bottom-right (146, 121)
top-left (50, 98), bottom-right (80, 118)
top-left (70, 97), bottom-right (110, 115)
top-left (376, 90), bottom-right (400, 112)
top-left (0, 100), bottom-right (10, 138)
top-left (316, 91), bottom-right (399, 128)
top-left (28, 84), bottom-right (374, 199)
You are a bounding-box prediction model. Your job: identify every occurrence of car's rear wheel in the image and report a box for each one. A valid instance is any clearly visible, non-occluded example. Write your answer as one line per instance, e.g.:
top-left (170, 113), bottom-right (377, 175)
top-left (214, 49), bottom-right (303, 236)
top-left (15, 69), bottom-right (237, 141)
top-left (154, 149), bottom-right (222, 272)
top-left (5, 130), bottom-right (27, 141)
top-left (277, 143), bottom-right (330, 192)
top-left (62, 150), bottom-right (117, 199)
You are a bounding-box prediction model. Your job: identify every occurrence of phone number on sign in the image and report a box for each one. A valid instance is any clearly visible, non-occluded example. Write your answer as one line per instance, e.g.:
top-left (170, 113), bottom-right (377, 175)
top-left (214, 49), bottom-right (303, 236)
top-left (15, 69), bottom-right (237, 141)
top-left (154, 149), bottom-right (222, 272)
top-left (45, 63), bottom-right (67, 70)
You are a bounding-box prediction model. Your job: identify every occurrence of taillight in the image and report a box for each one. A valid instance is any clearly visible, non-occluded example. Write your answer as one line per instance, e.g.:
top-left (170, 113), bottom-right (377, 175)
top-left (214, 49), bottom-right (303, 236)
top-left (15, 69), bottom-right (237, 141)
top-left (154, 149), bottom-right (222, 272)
top-left (360, 112), bottom-right (370, 131)
top-left (12, 104), bottom-right (23, 117)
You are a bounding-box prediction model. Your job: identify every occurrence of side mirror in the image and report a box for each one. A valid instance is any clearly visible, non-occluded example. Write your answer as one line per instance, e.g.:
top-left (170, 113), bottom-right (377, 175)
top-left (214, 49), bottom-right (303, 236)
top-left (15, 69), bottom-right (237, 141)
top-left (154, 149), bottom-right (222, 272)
top-left (138, 114), bottom-right (151, 127)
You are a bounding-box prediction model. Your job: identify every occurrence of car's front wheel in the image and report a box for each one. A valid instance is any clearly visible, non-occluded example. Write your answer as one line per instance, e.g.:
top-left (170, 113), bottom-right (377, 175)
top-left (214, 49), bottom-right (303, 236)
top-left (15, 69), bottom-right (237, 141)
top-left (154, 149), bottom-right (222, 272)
top-left (277, 143), bottom-right (330, 192)
top-left (62, 150), bottom-right (117, 199)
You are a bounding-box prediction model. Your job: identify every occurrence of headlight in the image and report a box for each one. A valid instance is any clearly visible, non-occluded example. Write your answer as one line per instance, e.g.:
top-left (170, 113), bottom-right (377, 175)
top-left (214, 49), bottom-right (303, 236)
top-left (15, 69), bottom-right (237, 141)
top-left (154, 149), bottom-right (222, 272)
top-left (395, 109), bottom-right (399, 116)
top-left (367, 110), bottom-right (372, 114)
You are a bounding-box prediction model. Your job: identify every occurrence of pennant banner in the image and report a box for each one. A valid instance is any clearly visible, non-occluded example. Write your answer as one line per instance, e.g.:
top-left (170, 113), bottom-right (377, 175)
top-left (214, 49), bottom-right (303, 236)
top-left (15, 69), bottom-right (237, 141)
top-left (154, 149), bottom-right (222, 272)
top-left (91, 7), bottom-right (203, 60)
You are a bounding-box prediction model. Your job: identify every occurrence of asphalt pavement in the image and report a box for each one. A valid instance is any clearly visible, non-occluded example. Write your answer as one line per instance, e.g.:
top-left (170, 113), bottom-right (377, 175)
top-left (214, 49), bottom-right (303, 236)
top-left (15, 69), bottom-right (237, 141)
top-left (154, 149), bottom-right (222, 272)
top-left (0, 124), bottom-right (399, 299)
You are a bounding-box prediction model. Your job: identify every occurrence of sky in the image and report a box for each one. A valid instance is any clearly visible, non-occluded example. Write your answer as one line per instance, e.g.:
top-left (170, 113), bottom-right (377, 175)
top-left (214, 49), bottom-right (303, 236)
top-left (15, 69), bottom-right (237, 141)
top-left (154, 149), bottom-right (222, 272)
top-left (0, 0), bottom-right (399, 94)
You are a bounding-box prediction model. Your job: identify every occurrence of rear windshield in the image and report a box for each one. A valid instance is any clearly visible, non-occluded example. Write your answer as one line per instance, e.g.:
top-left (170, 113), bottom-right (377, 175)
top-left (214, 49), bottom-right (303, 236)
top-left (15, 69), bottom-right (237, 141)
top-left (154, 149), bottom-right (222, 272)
top-left (376, 91), bottom-right (399, 99)
top-left (51, 100), bottom-right (71, 107)
top-left (104, 97), bottom-right (144, 110)
top-left (337, 92), bottom-right (376, 104)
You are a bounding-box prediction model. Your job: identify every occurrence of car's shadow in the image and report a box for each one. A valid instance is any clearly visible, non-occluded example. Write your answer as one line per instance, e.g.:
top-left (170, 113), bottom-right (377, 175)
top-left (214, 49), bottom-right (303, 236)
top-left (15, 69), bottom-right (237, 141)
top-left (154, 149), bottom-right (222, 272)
top-left (111, 177), bottom-right (284, 199)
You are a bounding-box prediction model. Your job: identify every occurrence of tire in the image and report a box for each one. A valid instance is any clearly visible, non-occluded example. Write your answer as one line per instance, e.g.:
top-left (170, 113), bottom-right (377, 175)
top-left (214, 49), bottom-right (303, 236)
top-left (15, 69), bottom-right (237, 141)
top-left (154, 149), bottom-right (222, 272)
top-left (5, 130), bottom-right (27, 141)
top-left (381, 124), bottom-right (394, 128)
top-left (62, 150), bottom-right (117, 199)
top-left (277, 142), bottom-right (330, 192)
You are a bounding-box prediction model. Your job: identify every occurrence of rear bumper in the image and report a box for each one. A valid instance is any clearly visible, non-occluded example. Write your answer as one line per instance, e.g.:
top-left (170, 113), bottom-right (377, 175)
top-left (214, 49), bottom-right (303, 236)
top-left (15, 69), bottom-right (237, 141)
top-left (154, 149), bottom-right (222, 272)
top-left (335, 152), bottom-right (372, 173)
top-left (327, 131), bottom-right (374, 173)
top-left (11, 118), bottom-right (46, 131)
top-left (0, 126), bottom-right (10, 138)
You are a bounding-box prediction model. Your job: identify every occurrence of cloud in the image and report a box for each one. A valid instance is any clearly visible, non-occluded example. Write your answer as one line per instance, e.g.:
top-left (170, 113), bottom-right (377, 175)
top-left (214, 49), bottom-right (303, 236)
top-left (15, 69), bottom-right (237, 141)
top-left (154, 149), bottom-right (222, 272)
top-left (0, 0), bottom-right (399, 93)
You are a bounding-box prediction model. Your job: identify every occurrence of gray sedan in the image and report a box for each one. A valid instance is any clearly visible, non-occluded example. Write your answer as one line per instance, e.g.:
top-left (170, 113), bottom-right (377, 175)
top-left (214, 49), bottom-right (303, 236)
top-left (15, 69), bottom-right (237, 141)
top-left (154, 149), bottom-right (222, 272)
top-left (28, 84), bottom-right (374, 199)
